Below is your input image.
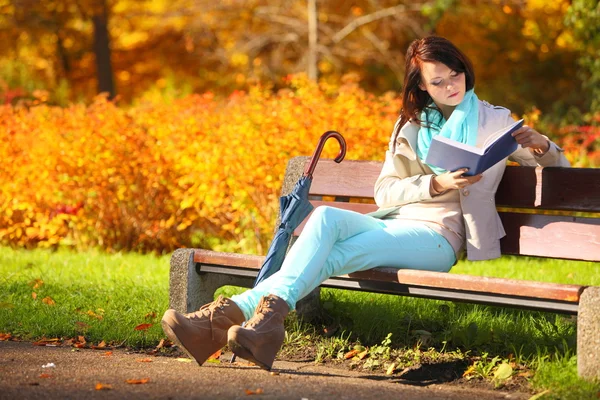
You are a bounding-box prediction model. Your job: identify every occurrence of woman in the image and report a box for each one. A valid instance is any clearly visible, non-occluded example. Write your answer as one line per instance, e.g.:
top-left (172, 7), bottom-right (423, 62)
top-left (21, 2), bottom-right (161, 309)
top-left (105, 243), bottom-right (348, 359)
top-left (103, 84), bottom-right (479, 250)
top-left (161, 36), bottom-right (569, 371)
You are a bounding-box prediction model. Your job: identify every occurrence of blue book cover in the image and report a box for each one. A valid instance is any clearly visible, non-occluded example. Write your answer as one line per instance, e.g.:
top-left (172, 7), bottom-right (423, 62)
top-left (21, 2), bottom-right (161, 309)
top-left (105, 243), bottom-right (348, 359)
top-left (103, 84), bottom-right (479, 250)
top-left (425, 119), bottom-right (524, 176)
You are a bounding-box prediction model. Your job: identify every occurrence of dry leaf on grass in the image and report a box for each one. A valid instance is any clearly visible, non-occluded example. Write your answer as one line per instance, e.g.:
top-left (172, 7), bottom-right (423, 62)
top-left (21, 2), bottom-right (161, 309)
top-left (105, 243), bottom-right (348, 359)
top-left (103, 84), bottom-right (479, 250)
top-left (245, 388), bottom-right (264, 395)
top-left (145, 312), bottom-right (157, 320)
top-left (95, 383), bottom-right (112, 390)
top-left (344, 349), bottom-right (358, 359)
top-left (42, 297), bottom-right (55, 306)
top-left (134, 323), bottom-right (153, 331)
top-left (0, 333), bottom-right (12, 341)
top-left (32, 292), bottom-right (37, 300)
top-left (357, 349), bottom-right (369, 360)
top-left (125, 378), bottom-right (150, 384)
top-left (28, 279), bottom-right (44, 289)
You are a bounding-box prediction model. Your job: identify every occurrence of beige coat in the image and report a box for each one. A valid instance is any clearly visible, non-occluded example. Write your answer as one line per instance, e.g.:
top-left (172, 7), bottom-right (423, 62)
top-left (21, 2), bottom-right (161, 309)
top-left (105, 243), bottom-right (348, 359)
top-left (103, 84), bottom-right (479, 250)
top-left (370, 100), bottom-right (570, 261)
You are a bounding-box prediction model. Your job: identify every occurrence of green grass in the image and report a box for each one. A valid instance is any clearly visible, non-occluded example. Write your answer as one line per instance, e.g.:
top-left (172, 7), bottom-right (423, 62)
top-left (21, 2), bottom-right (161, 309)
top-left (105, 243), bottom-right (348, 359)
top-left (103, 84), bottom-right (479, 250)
top-left (1, 247), bottom-right (599, 398)
top-left (0, 247), bottom-right (170, 346)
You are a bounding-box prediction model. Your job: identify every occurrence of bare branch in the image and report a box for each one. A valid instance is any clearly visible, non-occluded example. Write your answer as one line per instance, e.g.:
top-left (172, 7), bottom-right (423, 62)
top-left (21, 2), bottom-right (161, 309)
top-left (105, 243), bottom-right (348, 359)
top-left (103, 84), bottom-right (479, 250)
top-left (332, 3), bottom-right (428, 44)
top-left (361, 29), bottom-right (404, 81)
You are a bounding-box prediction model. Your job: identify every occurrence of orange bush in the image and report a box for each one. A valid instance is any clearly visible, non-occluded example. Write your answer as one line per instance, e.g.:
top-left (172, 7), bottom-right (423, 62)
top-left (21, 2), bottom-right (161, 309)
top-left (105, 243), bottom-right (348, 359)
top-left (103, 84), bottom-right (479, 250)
top-left (0, 74), bottom-right (401, 254)
top-left (1, 76), bottom-right (595, 254)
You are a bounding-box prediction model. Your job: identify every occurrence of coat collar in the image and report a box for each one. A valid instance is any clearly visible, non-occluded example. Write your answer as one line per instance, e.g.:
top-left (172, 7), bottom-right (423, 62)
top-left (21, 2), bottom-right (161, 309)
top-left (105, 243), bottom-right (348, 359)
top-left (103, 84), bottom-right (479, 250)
top-left (393, 121), bottom-right (420, 161)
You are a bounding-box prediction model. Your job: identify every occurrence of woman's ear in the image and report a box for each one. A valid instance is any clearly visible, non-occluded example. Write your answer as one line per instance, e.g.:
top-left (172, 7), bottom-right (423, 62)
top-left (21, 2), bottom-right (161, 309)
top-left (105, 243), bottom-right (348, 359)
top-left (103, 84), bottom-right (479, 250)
top-left (418, 82), bottom-right (426, 91)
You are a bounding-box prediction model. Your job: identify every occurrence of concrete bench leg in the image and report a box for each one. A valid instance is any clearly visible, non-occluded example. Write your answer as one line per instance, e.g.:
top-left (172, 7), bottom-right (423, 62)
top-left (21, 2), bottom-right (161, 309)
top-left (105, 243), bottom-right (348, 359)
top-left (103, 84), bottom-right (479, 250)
top-left (578, 286), bottom-right (600, 380)
top-left (168, 249), bottom-right (255, 313)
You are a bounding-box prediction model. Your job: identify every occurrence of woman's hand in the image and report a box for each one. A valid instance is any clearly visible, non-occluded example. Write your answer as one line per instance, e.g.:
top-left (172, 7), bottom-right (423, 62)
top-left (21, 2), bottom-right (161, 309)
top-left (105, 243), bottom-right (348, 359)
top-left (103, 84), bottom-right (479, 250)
top-left (512, 125), bottom-right (550, 154)
top-left (431, 169), bottom-right (482, 194)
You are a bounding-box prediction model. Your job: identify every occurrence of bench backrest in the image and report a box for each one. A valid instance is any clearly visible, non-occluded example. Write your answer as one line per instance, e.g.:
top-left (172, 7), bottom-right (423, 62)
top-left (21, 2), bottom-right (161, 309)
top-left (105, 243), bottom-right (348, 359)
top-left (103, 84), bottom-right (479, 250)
top-left (288, 157), bottom-right (600, 262)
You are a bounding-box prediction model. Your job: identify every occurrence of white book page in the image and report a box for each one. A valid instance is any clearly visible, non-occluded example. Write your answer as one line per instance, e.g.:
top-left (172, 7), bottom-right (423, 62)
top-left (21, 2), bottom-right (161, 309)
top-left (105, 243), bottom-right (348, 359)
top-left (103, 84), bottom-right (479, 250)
top-left (433, 135), bottom-right (485, 155)
top-left (482, 119), bottom-right (524, 149)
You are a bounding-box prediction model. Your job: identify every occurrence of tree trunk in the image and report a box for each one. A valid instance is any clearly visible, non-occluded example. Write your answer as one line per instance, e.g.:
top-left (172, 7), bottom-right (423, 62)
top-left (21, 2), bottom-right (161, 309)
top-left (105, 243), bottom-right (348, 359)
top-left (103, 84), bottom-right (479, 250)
top-left (307, 0), bottom-right (317, 80)
top-left (92, 2), bottom-right (115, 99)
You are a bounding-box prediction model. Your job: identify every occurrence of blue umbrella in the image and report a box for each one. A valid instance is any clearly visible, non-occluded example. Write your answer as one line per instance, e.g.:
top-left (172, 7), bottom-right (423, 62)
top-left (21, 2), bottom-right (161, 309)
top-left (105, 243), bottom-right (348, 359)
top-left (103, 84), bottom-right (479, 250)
top-left (253, 130), bottom-right (347, 286)
top-left (231, 131), bottom-right (346, 363)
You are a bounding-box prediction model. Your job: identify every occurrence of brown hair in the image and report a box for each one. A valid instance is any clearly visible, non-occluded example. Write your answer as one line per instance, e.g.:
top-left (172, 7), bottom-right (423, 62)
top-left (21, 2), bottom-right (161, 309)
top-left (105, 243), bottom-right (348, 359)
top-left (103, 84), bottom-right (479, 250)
top-left (396, 36), bottom-right (475, 132)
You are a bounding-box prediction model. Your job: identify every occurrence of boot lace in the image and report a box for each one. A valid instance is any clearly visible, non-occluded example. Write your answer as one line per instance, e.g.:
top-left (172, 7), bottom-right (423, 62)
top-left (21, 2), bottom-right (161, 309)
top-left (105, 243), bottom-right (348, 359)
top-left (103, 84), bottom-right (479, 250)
top-left (246, 295), bottom-right (277, 329)
top-left (189, 295), bottom-right (228, 341)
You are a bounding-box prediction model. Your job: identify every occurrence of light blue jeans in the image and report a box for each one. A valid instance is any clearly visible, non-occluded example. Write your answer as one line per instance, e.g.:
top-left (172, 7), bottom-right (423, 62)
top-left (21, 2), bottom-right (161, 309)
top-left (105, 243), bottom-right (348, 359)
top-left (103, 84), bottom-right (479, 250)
top-left (231, 206), bottom-right (456, 320)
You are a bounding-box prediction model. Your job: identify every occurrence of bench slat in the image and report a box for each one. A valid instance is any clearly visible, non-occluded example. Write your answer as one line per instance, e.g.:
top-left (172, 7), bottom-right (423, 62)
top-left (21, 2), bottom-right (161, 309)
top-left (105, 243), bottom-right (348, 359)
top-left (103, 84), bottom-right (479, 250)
top-left (500, 213), bottom-right (600, 261)
top-left (309, 160), bottom-right (380, 198)
top-left (306, 159), bottom-right (600, 212)
top-left (192, 250), bottom-right (582, 313)
top-left (349, 268), bottom-right (584, 303)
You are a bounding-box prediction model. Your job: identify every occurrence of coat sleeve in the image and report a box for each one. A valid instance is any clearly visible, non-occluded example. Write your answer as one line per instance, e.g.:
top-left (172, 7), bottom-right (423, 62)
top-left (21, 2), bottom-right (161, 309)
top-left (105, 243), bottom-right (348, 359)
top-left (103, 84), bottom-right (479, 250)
top-left (502, 112), bottom-right (571, 167)
top-left (373, 134), bottom-right (434, 209)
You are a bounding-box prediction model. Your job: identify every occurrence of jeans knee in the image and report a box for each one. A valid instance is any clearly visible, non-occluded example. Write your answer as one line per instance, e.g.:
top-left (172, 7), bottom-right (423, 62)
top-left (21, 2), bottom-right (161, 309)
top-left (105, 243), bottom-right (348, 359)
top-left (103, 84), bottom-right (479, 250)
top-left (310, 206), bottom-right (343, 226)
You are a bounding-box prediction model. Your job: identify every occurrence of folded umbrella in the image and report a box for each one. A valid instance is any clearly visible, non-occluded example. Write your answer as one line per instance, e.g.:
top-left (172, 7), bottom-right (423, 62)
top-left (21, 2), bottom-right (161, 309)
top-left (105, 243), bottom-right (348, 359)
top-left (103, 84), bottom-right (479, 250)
top-left (253, 130), bottom-right (347, 286)
top-left (231, 130), bottom-right (346, 363)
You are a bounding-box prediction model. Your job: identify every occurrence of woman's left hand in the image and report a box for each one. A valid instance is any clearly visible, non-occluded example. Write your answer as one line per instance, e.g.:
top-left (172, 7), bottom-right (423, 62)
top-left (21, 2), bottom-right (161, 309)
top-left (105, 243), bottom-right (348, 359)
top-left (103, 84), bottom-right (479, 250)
top-left (512, 125), bottom-right (550, 154)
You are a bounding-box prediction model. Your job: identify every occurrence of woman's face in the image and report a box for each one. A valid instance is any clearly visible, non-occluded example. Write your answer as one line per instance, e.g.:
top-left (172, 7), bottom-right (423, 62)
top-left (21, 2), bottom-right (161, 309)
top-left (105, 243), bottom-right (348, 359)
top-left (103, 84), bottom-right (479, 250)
top-left (418, 61), bottom-right (466, 108)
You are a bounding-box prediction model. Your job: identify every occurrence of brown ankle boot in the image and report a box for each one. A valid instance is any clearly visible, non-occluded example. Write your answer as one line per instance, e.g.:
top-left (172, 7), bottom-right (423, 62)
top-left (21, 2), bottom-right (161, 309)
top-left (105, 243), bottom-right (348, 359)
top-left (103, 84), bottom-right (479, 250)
top-left (161, 295), bottom-right (245, 366)
top-left (227, 294), bottom-right (289, 370)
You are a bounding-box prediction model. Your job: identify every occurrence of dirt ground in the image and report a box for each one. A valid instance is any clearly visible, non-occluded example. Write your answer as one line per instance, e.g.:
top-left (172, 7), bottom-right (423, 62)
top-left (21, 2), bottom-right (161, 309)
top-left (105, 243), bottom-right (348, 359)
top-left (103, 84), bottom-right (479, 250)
top-left (0, 341), bottom-right (532, 400)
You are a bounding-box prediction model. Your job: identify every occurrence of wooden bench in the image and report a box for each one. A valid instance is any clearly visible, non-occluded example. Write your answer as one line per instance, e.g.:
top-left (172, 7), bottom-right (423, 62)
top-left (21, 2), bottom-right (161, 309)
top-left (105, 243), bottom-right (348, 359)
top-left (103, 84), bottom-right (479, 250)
top-left (168, 156), bottom-right (600, 380)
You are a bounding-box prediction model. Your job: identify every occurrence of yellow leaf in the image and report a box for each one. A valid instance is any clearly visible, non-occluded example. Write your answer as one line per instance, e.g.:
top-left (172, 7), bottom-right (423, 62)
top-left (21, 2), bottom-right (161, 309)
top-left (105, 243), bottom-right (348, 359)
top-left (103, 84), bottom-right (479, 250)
top-left (386, 362), bottom-right (396, 375)
top-left (42, 297), bottom-right (56, 305)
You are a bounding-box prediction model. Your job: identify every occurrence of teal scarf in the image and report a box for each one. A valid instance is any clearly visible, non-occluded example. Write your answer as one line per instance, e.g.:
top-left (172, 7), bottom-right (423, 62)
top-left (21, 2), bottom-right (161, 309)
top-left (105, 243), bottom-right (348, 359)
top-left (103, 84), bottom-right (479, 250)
top-left (416, 89), bottom-right (480, 175)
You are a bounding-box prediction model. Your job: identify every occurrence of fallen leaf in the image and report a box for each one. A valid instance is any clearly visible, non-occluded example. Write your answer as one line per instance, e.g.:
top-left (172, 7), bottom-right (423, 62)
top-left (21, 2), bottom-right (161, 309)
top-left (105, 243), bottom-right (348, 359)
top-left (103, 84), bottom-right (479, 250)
top-left (463, 365), bottom-right (476, 377)
top-left (126, 378), bottom-right (150, 384)
top-left (176, 358), bottom-right (192, 363)
top-left (344, 349), bottom-right (359, 359)
top-left (269, 371), bottom-right (280, 376)
top-left (32, 292), bottom-right (37, 300)
top-left (91, 341), bottom-right (107, 349)
top-left (87, 310), bottom-right (103, 320)
top-left (74, 342), bottom-right (86, 348)
top-left (245, 388), bottom-right (264, 395)
top-left (39, 373), bottom-right (53, 378)
top-left (42, 297), bottom-right (55, 306)
top-left (102, 351), bottom-right (113, 357)
top-left (145, 312), bottom-right (157, 320)
top-left (386, 362), bottom-right (396, 375)
top-left (137, 358), bottom-right (153, 363)
top-left (33, 338), bottom-right (60, 346)
top-left (95, 383), bottom-right (112, 391)
top-left (155, 339), bottom-right (165, 349)
top-left (78, 336), bottom-right (86, 343)
top-left (28, 279), bottom-right (44, 289)
top-left (134, 323), bottom-right (153, 331)
top-left (0, 333), bottom-right (12, 341)
top-left (357, 349), bottom-right (369, 360)
top-left (208, 349), bottom-right (222, 360)
top-left (62, 338), bottom-right (74, 346)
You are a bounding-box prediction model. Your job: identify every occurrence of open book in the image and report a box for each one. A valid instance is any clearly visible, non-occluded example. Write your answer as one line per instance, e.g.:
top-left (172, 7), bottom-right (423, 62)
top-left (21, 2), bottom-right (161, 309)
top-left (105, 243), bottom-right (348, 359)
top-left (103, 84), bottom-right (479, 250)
top-left (425, 119), bottom-right (524, 176)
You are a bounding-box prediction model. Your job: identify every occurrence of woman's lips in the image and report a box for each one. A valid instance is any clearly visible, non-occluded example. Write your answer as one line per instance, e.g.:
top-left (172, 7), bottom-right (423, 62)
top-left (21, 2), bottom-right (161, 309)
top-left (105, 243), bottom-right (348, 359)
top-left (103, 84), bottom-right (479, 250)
top-left (449, 92), bottom-right (459, 98)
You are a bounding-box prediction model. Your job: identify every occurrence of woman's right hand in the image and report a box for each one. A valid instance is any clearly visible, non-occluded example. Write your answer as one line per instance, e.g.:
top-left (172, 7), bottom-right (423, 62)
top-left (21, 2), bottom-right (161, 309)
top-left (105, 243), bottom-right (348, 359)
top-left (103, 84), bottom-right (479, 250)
top-left (431, 169), bottom-right (483, 194)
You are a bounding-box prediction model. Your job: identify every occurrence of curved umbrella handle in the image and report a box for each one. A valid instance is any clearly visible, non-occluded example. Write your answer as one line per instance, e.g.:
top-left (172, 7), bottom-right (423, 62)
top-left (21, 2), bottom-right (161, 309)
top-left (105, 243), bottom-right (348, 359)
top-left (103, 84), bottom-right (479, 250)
top-left (303, 131), bottom-right (347, 178)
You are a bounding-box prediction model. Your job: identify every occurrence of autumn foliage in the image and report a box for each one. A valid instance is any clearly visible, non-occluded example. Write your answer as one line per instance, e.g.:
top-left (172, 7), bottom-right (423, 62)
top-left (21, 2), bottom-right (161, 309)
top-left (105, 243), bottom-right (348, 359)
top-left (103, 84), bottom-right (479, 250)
top-left (0, 75), bottom-right (401, 254)
top-left (1, 74), bottom-right (597, 254)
